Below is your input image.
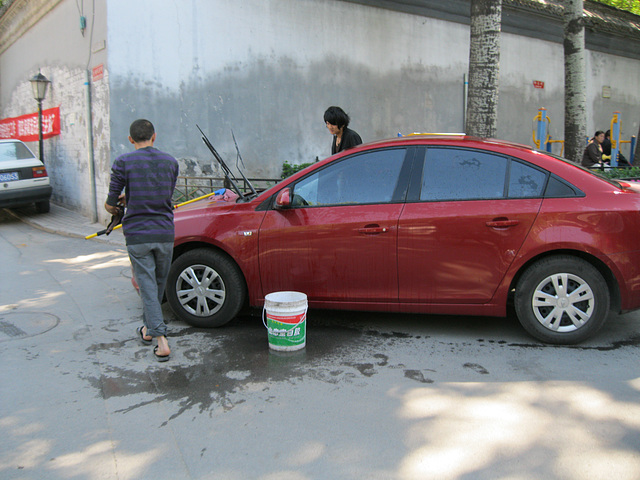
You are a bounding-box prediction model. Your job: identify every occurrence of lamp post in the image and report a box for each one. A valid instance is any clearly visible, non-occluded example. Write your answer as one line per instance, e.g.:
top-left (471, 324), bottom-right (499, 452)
top-left (29, 71), bottom-right (50, 163)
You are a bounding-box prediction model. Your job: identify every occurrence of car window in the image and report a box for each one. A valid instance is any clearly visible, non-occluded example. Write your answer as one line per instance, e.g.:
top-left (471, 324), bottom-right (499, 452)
top-left (0, 142), bottom-right (36, 162)
top-left (293, 148), bottom-right (406, 206)
top-left (420, 148), bottom-right (508, 201)
top-left (545, 175), bottom-right (583, 197)
top-left (507, 160), bottom-right (547, 198)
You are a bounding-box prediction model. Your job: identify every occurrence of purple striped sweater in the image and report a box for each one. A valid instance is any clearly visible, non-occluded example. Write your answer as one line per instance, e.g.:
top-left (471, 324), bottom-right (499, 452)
top-left (106, 146), bottom-right (179, 245)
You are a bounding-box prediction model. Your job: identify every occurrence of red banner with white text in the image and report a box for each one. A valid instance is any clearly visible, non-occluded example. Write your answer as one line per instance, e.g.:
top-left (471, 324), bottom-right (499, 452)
top-left (0, 106), bottom-right (61, 142)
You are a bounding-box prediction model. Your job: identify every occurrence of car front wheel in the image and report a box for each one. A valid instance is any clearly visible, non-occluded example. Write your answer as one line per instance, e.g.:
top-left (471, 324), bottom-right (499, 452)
top-left (166, 248), bottom-right (245, 328)
top-left (514, 256), bottom-right (610, 344)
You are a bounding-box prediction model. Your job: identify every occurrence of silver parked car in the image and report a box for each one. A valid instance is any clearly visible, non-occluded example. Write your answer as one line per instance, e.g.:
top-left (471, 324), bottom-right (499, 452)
top-left (0, 139), bottom-right (52, 213)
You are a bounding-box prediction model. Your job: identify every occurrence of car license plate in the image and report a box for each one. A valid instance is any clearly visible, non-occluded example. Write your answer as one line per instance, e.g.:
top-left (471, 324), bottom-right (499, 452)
top-left (0, 172), bottom-right (19, 182)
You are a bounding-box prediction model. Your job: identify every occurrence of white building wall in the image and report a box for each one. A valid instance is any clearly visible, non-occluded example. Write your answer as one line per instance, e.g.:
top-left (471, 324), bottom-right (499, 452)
top-left (587, 51), bottom-right (640, 140)
top-left (0, 0), bottom-right (108, 219)
top-left (498, 33), bottom-right (564, 147)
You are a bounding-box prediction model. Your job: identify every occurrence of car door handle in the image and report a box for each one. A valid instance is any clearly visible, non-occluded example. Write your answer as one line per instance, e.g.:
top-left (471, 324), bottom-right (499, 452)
top-left (486, 219), bottom-right (519, 228)
top-left (358, 225), bottom-right (389, 234)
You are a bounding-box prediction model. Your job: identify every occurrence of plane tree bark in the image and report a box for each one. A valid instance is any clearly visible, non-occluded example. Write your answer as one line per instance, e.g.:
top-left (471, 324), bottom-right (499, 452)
top-left (563, 0), bottom-right (587, 162)
top-left (465, 0), bottom-right (502, 138)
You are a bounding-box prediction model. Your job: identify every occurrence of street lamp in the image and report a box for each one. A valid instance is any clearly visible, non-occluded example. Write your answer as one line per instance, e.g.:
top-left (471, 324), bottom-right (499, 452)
top-left (29, 71), bottom-right (50, 162)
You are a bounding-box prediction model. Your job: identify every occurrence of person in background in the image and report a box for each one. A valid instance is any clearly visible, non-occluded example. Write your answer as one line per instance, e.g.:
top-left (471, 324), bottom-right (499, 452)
top-left (105, 119), bottom-right (179, 362)
top-left (602, 130), bottom-right (630, 166)
top-left (324, 106), bottom-right (362, 155)
top-left (581, 130), bottom-right (606, 168)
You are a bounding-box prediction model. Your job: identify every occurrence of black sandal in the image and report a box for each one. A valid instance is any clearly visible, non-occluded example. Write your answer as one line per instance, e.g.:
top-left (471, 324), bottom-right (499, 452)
top-left (137, 326), bottom-right (152, 346)
top-left (153, 346), bottom-right (170, 362)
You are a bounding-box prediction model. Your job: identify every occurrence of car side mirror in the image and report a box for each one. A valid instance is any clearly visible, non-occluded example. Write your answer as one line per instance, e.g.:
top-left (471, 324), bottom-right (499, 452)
top-left (274, 188), bottom-right (292, 209)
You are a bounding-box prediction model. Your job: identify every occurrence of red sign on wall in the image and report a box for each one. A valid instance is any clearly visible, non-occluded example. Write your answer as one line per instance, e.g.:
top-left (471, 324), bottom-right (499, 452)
top-left (533, 80), bottom-right (545, 89)
top-left (92, 64), bottom-right (104, 82)
top-left (0, 106), bottom-right (61, 142)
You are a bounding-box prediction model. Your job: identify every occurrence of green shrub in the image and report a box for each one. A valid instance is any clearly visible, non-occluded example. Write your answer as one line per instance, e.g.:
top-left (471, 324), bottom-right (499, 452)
top-left (597, 166), bottom-right (640, 180)
top-left (281, 161), bottom-right (313, 179)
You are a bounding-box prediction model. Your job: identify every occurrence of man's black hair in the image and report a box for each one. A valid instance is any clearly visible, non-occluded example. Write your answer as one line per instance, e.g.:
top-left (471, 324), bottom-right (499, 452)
top-left (324, 106), bottom-right (350, 129)
top-left (129, 119), bottom-right (155, 142)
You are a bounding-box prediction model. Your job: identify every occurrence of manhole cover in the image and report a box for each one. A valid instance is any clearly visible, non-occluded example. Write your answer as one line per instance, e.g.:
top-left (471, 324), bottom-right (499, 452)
top-left (0, 311), bottom-right (60, 341)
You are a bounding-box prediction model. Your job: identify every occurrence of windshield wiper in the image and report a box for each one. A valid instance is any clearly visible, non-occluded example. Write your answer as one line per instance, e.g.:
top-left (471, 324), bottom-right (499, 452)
top-left (231, 129), bottom-right (258, 197)
top-left (196, 125), bottom-right (247, 201)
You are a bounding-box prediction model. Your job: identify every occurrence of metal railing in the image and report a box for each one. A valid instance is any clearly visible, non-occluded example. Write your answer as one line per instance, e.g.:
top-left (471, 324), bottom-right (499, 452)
top-left (173, 176), bottom-right (281, 203)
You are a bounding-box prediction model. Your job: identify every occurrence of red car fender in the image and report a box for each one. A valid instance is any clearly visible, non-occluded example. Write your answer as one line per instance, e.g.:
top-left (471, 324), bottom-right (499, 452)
top-left (494, 216), bottom-right (640, 312)
top-left (173, 198), bottom-right (267, 303)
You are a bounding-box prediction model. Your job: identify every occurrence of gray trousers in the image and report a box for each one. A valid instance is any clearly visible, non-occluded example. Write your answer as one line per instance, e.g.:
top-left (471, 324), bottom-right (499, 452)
top-left (127, 242), bottom-right (173, 338)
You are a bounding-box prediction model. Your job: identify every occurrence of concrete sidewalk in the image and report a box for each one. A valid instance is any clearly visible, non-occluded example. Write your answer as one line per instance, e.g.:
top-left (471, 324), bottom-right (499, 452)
top-left (4, 202), bottom-right (126, 246)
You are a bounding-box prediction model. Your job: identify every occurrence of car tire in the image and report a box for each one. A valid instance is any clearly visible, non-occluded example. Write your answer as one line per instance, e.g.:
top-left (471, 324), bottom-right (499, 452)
top-left (35, 200), bottom-right (50, 213)
top-left (166, 248), bottom-right (246, 328)
top-left (514, 256), bottom-right (610, 344)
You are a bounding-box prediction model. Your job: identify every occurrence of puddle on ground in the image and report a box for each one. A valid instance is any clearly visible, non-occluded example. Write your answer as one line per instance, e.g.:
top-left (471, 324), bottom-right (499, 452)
top-left (81, 310), bottom-right (640, 420)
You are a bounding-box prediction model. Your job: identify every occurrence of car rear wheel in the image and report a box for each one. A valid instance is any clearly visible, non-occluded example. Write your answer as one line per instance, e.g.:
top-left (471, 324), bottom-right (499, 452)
top-left (166, 248), bottom-right (245, 328)
top-left (514, 256), bottom-right (610, 344)
top-left (35, 200), bottom-right (50, 213)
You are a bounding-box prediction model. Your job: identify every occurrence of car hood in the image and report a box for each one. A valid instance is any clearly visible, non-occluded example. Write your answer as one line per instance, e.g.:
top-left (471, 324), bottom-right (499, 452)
top-left (174, 194), bottom-right (242, 216)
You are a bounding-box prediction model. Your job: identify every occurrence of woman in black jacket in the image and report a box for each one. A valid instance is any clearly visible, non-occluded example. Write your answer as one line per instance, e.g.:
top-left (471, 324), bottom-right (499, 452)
top-left (581, 130), bottom-right (605, 168)
top-left (324, 106), bottom-right (362, 155)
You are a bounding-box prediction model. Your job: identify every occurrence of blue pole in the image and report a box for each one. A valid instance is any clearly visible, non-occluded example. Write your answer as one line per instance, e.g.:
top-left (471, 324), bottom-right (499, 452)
top-left (630, 136), bottom-right (636, 165)
top-left (611, 112), bottom-right (620, 167)
top-left (536, 108), bottom-right (546, 150)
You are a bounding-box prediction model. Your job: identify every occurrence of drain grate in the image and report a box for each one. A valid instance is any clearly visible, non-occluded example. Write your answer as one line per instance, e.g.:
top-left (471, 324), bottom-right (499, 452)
top-left (0, 312), bottom-right (60, 341)
top-left (0, 320), bottom-right (27, 338)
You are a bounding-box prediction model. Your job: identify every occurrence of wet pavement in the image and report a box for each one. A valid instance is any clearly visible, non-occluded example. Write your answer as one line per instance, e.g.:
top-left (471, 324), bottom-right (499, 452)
top-left (1, 204), bottom-right (640, 480)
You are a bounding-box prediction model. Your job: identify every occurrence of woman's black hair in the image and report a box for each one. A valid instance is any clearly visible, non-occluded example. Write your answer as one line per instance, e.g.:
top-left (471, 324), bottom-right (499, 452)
top-left (594, 130), bottom-right (605, 138)
top-left (324, 106), bottom-right (350, 129)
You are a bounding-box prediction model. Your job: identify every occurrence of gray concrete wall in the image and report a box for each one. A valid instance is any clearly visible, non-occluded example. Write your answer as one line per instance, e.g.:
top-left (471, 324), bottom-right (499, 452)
top-left (107, 0), bottom-right (639, 173)
top-left (1, 0), bottom-right (639, 222)
top-left (107, 0), bottom-right (473, 181)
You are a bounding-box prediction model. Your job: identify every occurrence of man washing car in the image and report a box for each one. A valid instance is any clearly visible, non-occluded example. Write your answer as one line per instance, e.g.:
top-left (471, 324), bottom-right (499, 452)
top-left (105, 119), bottom-right (179, 362)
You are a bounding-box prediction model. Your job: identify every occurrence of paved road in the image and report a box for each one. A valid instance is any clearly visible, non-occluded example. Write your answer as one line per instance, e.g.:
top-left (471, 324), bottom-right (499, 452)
top-left (1, 207), bottom-right (640, 480)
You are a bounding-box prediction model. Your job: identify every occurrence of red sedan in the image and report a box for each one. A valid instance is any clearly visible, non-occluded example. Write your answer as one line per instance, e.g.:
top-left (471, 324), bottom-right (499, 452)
top-left (166, 135), bottom-right (640, 344)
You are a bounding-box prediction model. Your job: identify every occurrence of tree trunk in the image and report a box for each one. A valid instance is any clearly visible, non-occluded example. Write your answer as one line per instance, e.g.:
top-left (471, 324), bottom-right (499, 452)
top-left (465, 0), bottom-right (502, 138)
top-left (563, 0), bottom-right (587, 162)
top-left (635, 123), bottom-right (640, 164)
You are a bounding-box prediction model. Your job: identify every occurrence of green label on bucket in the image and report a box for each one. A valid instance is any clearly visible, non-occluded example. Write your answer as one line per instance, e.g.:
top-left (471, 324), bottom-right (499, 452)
top-left (267, 312), bottom-right (306, 348)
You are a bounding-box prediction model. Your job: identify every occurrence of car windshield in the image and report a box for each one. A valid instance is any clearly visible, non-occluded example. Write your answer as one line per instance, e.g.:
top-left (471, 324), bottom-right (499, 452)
top-left (0, 142), bottom-right (36, 162)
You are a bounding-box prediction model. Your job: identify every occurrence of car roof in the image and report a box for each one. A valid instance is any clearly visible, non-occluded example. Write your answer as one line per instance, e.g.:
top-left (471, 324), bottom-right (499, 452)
top-left (364, 134), bottom-right (526, 147)
top-left (346, 134), bottom-right (540, 157)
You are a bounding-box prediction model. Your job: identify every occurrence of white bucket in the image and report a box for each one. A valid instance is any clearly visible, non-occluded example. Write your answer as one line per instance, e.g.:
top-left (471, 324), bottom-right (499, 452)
top-left (263, 291), bottom-right (307, 351)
